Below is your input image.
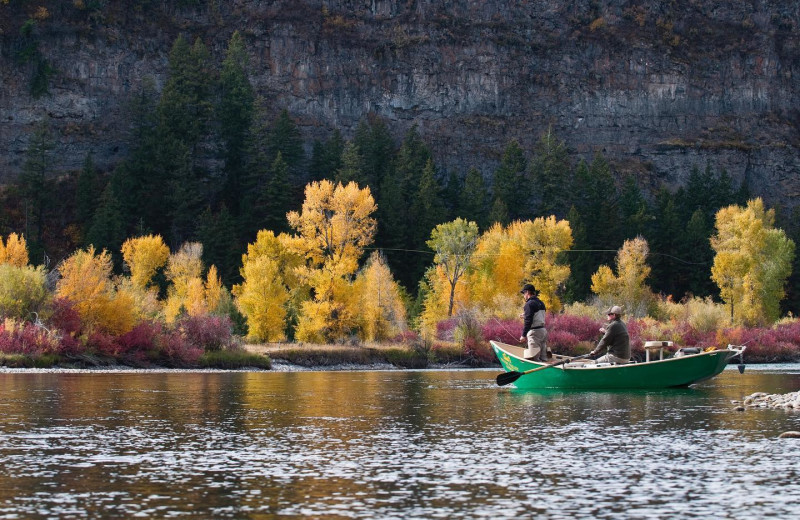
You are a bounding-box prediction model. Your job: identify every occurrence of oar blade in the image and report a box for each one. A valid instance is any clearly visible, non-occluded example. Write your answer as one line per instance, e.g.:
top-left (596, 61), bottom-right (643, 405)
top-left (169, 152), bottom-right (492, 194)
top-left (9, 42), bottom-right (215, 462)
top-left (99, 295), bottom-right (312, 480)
top-left (496, 371), bottom-right (522, 387)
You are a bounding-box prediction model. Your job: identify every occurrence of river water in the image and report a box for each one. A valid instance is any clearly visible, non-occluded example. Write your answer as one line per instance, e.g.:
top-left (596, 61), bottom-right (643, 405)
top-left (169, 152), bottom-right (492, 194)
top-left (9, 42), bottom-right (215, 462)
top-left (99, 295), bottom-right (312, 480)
top-left (0, 365), bottom-right (799, 519)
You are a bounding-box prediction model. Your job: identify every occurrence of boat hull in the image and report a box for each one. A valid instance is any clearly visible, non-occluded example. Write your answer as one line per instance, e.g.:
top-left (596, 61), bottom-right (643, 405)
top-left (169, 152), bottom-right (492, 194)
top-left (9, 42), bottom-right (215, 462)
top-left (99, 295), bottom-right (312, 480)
top-left (491, 341), bottom-right (739, 389)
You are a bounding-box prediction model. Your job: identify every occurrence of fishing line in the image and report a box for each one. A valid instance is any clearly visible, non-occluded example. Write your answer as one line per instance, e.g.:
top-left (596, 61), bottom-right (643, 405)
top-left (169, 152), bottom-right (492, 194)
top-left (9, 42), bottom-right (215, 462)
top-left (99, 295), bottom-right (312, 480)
top-left (363, 247), bottom-right (711, 265)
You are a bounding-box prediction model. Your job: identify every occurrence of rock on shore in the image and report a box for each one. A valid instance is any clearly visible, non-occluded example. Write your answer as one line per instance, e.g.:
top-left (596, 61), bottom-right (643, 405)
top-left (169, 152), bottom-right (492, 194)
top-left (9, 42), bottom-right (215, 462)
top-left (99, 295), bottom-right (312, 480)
top-left (734, 391), bottom-right (800, 411)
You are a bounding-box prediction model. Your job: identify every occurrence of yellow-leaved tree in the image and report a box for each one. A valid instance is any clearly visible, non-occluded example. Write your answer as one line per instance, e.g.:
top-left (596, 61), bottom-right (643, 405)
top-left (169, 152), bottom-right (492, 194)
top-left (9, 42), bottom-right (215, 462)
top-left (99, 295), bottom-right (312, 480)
top-left (163, 242), bottom-right (223, 323)
top-left (56, 246), bottom-right (137, 334)
top-left (287, 180), bottom-right (377, 342)
top-left (590, 236), bottom-right (654, 317)
top-left (0, 233), bottom-right (29, 267)
top-left (427, 218), bottom-right (479, 317)
top-left (119, 235), bottom-right (170, 319)
top-left (711, 198), bottom-right (794, 325)
top-left (353, 252), bottom-right (407, 342)
top-left (469, 217), bottom-right (573, 317)
top-left (121, 235), bottom-right (170, 289)
top-left (232, 230), bottom-right (303, 342)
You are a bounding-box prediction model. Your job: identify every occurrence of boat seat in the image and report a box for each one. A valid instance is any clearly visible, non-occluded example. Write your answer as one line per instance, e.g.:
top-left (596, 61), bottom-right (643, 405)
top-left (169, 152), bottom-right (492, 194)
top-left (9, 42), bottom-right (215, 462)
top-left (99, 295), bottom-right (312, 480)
top-left (643, 341), bottom-right (673, 362)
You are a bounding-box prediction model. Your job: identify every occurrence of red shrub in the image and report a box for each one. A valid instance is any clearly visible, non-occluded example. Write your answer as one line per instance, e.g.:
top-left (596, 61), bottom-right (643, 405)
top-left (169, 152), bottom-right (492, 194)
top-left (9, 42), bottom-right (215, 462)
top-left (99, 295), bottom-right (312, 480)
top-left (547, 329), bottom-right (581, 352)
top-left (0, 321), bottom-right (61, 356)
top-left (49, 298), bottom-right (82, 336)
top-left (481, 318), bottom-right (519, 344)
top-left (162, 331), bottom-right (203, 366)
top-left (390, 330), bottom-right (419, 344)
top-left (436, 318), bottom-right (459, 341)
top-left (117, 321), bottom-right (162, 355)
top-left (177, 314), bottom-right (234, 352)
top-left (463, 336), bottom-right (494, 364)
top-left (547, 313), bottom-right (603, 342)
top-left (86, 331), bottom-right (121, 358)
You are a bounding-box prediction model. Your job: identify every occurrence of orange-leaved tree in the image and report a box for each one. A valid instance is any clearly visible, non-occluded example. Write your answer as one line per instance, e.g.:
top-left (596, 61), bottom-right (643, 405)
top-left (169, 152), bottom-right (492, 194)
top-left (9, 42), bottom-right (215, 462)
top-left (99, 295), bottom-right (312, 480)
top-left (56, 246), bottom-right (137, 334)
top-left (469, 217), bottom-right (573, 317)
top-left (163, 242), bottom-right (223, 323)
top-left (287, 180), bottom-right (377, 342)
top-left (0, 233), bottom-right (29, 267)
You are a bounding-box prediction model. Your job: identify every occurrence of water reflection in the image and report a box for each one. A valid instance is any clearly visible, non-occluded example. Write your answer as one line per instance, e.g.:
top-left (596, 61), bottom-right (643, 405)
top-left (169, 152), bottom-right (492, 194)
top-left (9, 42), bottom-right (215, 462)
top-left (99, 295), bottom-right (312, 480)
top-left (0, 366), bottom-right (798, 518)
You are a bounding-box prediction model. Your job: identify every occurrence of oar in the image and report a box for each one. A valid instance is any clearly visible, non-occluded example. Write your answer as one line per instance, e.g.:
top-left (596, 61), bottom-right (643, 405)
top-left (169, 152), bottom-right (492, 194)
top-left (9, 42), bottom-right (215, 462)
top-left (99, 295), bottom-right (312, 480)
top-left (496, 353), bottom-right (592, 387)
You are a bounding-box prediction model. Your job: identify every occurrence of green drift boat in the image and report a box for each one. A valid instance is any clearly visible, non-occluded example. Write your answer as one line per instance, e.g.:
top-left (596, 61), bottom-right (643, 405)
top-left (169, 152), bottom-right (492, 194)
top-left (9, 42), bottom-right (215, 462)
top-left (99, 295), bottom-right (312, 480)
top-left (492, 340), bottom-right (746, 389)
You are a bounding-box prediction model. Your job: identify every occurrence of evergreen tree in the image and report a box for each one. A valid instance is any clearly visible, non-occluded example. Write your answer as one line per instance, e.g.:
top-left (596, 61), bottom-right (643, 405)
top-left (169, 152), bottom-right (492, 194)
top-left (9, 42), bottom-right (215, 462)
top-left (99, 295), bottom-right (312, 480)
top-left (121, 78), bottom-right (163, 235)
top-left (406, 159), bottom-right (447, 288)
top-left (156, 35), bottom-right (216, 243)
top-left (492, 139), bottom-right (526, 220)
top-left (217, 31), bottom-right (255, 215)
top-left (488, 197), bottom-right (510, 226)
top-left (442, 170), bottom-right (462, 219)
top-left (309, 129), bottom-right (344, 181)
top-left (335, 141), bottom-right (365, 185)
top-left (377, 125), bottom-right (431, 288)
top-left (647, 188), bottom-right (682, 297)
top-left (85, 184), bottom-right (126, 259)
top-left (268, 109), bottom-right (304, 174)
top-left (682, 208), bottom-right (716, 297)
top-left (197, 205), bottom-right (240, 285)
top-left (585, 152), bottom-right (621, 247)
top-left (75, 152), bottom-right (101, 234)
top-left (261, 152), bottom-right (292, 234)
top-left (619, 175), bottom-right (649, 239)
top-left (563, 205), bottom-right (592, 302)
top-left (395, 124), bottom-right (432, 202)
top-left (168, 147), bottom-right (204, 245)
top-left (529, 128), bottom-right (571, 218)
top-left (19, 121), bottom-right (54, 262)
top-left (459, 167), bottom-right (488, 229)
top-left (353, 114), bottom-right (395, 194)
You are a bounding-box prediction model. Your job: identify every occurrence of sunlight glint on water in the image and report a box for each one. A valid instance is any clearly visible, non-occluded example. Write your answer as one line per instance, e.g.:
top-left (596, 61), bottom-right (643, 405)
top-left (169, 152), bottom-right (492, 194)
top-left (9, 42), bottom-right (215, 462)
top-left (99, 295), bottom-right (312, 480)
top-left (0, 366), bottom-right (798, 518)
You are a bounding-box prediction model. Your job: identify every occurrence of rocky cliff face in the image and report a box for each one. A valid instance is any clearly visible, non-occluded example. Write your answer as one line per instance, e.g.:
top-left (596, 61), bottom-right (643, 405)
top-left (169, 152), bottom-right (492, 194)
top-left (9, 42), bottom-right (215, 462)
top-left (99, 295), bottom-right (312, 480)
top-left (1, 0), bottom-right (799, 205)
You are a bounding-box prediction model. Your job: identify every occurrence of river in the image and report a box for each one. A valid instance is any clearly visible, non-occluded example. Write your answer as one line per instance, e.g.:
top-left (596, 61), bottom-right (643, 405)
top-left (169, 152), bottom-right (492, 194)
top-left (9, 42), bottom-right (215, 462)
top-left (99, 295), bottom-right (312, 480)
top-left (0, 365), bottom-right (799, 519)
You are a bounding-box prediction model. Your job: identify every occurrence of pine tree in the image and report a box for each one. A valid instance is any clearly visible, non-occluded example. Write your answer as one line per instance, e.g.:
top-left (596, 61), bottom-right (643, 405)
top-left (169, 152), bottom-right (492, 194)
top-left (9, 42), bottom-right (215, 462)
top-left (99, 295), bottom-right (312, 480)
top-left (262, 152), bottom-right (292, 234)
top-left (529, 128), bottom-right (571, 218)
top-left (459, 167), bottom-right (488, 229)
top-left (682, 209), bottom-right (716, 297)
top-left (19, 121), bottom-right (54, 262)
top-left (377, 125), bottom-right (431, 288)
top-left (268, 109), bottom-right (304, 174)
top-left (75, 152), bottom-right (101, 234)
top-left (442, 170), bottom-right (462, 219)
top-left (218, 31), bottom-right (255, 215)
top-left (122, 78), bottom-right (164, 235)
top-left (156, 35), bottom-right (216, 243)
top-left (309, 129), bottom-right (344, 181)
top-left (563, 205), bottom-right (592, 302)
top-left (619, 175), bottom-right (649, 239)
top-left (647, 188), bottom-right (682, 297)
top-left (353, 114), bottom-right (395, 194)
top-left (406, 159), bottom-right (447, 289)
top-left (197, 205), bottom-right (240, 286)
top-left (85, 184), bottom-right (126, 259)
top-left (335, 141), bottom-right (365, 185)
top-left (492, 139), bottom-right (526, 221)
top-left (488, 197), bottom-right (510, 226)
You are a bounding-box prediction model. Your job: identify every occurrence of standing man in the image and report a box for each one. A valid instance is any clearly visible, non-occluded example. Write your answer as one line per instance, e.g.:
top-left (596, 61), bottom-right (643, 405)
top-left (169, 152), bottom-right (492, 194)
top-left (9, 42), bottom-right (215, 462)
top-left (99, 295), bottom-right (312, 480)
top-left (519, 283), bottom-right (549, 361)
top-left (590, 305), bottom-right (630, 364)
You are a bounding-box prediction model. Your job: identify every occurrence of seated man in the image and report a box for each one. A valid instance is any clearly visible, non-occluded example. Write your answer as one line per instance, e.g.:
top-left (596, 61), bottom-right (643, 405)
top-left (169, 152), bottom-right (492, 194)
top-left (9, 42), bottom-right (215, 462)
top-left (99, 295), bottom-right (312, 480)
top-left (590, 305), bottom-right (630, 364)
